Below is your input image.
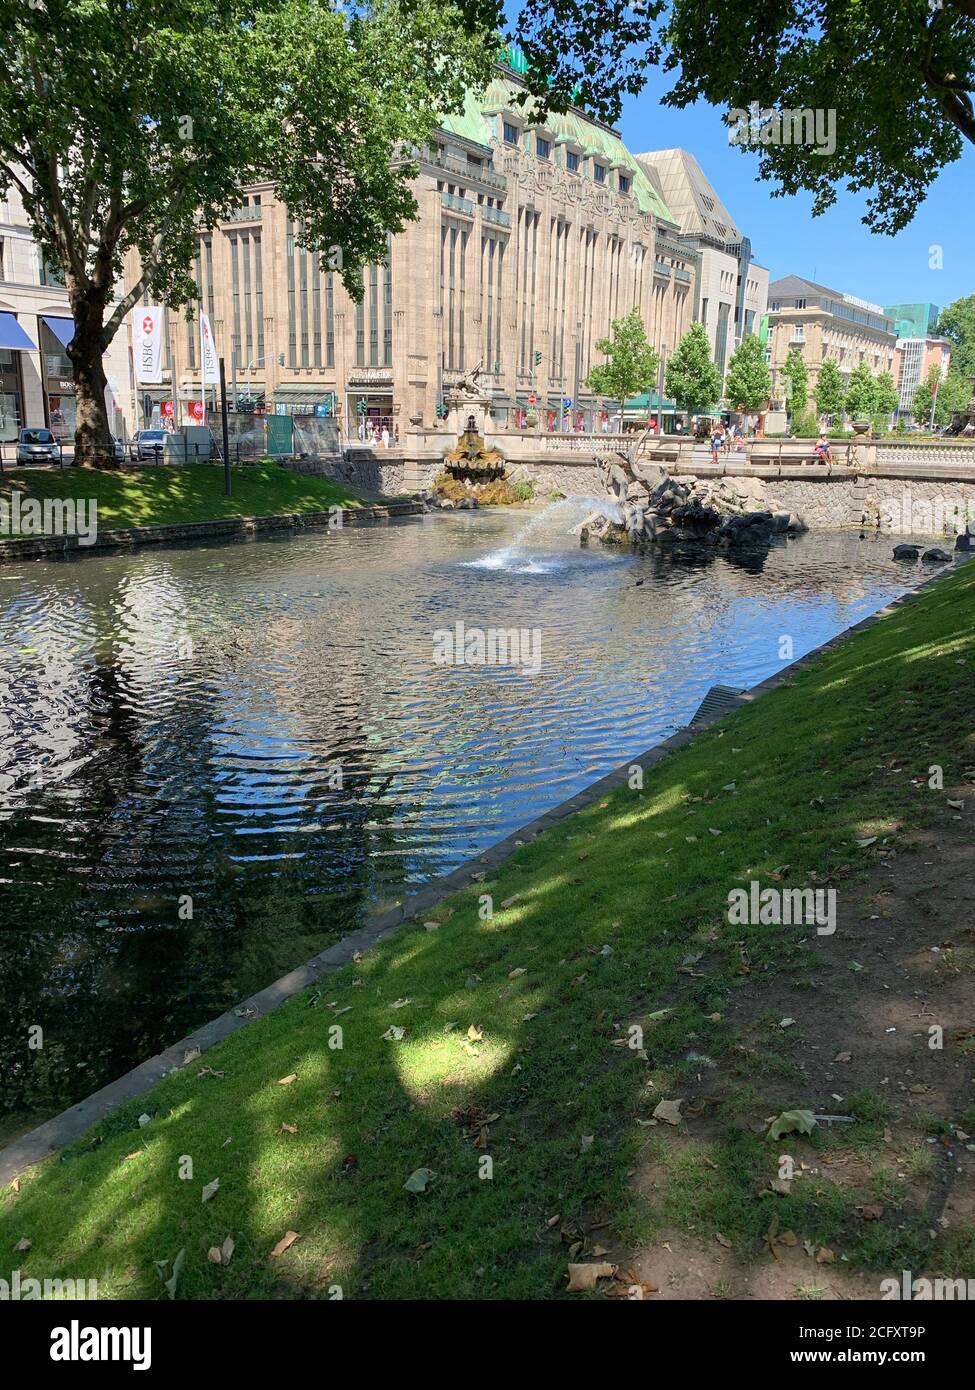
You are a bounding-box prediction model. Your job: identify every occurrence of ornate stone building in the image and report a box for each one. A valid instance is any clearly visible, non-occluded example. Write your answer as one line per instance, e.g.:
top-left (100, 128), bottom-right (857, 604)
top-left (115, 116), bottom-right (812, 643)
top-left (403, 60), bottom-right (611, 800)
top-left (636, 149), bottom-right (769, 390)
top-left (766, 275), bottom-right (897, 404)
top-left (128, 60), bottom-right (699, 436)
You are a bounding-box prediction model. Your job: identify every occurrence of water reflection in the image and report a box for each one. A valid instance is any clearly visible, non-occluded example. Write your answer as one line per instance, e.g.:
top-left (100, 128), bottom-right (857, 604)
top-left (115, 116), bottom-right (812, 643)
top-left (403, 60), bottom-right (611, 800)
top-left (0, 510), bottom-right (922, 1131)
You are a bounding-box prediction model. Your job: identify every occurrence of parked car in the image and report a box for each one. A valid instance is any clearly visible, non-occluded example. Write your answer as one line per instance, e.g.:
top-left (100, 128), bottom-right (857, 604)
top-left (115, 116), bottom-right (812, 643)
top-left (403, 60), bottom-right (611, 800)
top-left (110, 434), bottom-right (125, 463)
top-left (16, 427), bottom-right (61, 465)
top-left (128, 429), bottom-right (166, 461)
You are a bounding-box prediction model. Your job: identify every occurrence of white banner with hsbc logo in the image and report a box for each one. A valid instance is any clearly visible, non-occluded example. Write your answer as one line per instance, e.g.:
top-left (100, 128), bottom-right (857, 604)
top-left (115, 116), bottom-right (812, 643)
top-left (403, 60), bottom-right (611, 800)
top-left (133, 304), bottom-right (163, 383)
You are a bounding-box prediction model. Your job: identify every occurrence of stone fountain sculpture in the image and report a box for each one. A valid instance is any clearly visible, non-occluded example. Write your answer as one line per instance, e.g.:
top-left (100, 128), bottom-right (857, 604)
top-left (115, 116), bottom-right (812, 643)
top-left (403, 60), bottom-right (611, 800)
top-left (579, 427), bottom-right (806, 550)
top-left (442, 362), bottom-right (506, 480)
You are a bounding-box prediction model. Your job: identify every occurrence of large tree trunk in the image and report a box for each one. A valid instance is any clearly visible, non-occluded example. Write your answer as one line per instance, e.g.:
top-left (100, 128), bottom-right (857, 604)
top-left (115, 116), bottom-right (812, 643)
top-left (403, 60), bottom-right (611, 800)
top-left (67, 290), bottom-right (117, 469)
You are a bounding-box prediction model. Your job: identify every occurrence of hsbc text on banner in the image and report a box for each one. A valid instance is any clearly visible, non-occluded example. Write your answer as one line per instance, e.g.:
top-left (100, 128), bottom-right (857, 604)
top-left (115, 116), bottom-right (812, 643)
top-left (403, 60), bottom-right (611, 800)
top-left (133, 305), bottom-right (163, 384)
top-left (200, 313), bottom-right (220, 386)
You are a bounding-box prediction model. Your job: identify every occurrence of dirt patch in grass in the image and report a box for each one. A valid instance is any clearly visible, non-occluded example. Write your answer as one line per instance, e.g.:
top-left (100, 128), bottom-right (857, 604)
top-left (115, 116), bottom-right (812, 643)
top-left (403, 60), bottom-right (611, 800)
top-left (622, 798), bottom-right (975, 1299)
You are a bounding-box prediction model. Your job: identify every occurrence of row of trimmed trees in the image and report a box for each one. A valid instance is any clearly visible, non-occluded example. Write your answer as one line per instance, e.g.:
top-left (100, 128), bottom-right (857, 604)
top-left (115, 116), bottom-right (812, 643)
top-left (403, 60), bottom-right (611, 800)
top-left (586, 310), bottom-right (924, 433)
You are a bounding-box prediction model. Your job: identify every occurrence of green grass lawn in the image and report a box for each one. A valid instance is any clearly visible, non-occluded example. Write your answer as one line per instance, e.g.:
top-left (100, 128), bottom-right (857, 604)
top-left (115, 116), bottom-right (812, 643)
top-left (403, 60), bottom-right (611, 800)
top-left (2, 560), bottom-right (973, 1300)
top-left (0, 462), bottom-right (363, 531)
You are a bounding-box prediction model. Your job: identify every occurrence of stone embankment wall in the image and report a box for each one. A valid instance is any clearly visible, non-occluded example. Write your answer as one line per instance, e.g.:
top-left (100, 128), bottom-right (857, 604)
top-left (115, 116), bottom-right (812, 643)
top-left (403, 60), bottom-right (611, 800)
top-left (338, 433), bottom-right (975, 536)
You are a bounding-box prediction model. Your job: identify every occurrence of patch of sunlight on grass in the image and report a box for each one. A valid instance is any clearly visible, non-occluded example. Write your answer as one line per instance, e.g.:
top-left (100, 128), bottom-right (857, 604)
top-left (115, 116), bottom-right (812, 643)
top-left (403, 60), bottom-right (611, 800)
top-left (394, 1029), bottom-right (513, 1098)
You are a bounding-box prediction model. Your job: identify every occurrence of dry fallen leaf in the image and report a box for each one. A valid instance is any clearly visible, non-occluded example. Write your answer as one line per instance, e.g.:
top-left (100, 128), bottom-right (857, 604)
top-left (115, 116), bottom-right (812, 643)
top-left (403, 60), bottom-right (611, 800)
top-left (14, 1237), bottom-right (31, 1252)
top-left (277, 1073), bottom-right (298, 1086)
top-left (280, 1123), bottom-right (298, 1135)
top-left (201, 1178), bottom-right (220, 1204)
top-left (566, 1261), bottom-right (616, 1292)
top-left (270, 1231), bottom-right (301, 1259)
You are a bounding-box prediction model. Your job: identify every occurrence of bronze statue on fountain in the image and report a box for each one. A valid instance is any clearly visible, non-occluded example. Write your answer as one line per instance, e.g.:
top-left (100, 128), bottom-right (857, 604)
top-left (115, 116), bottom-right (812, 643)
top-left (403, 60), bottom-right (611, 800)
top-left (442, 363), bottom-right (506, 480)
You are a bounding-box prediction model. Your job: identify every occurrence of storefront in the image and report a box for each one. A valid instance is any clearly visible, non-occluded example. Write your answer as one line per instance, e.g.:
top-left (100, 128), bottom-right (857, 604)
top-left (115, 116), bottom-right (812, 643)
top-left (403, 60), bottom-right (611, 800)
top-left (0, 312), bottom-right (35, 443)
top-left (346, 390), bottom-right (394, 440)
top-left (39, 316), bottom-right (77, 441)
top-left (622, 390), bottom-right (681, 434)
top-left (346, 368), bottom-right (395, 440)
top-left (273, 386), bottom-right (336, 417)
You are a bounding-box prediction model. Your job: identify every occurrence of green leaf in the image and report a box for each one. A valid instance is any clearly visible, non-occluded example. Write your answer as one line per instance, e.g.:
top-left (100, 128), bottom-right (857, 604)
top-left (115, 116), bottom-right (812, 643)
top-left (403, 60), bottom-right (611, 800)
top-left (767, 1109), bottom-right (817, 1141)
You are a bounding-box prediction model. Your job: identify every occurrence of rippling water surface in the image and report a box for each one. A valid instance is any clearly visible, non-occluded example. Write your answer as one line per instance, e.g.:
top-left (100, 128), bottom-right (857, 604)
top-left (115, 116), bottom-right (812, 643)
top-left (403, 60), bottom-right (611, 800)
top-left (0, 507), bottom-right (922, 1128)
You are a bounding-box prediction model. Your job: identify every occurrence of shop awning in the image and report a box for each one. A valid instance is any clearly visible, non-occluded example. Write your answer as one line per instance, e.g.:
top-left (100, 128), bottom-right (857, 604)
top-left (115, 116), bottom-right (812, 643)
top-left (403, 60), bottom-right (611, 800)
top-left (623, 390), bottom-right (678, 412)
top-left (41, 315), bottom-right (74, 350)
top-left (0, 312), bottom-right (37, 351)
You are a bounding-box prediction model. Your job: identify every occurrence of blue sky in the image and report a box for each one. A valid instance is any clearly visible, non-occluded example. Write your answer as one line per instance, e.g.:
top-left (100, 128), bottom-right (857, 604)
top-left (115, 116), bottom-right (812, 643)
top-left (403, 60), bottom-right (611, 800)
top-left (617, 88), bottom-right (973, 312)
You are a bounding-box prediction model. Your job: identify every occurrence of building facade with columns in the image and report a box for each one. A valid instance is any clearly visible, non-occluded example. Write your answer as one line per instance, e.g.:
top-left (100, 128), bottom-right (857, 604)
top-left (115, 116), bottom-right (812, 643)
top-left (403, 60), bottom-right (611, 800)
top-left (635, 149), bottom-right (769, 391)
top-left (127, 58), bottom-right (700, 437)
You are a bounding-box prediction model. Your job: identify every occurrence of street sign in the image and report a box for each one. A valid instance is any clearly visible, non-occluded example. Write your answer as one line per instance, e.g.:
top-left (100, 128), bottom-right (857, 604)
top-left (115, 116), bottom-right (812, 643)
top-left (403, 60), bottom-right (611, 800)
top-left (563, 397), bottom-right (572, 408)
top-left (528, 393), bottom-right (536, 405)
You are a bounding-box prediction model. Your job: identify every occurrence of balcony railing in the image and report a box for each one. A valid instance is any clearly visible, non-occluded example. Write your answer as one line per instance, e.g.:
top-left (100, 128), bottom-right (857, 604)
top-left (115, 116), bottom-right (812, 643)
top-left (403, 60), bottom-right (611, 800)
top-left (222, 204), bottom-right (263, 224)
top-left (441, 192), bottom-right (474, 217)
top-left (674, 268), bottom-right (692, 283)
top-left (653, 260), bottom-right (672, 278)
top-left (430, 150), bottom-right (507, 193)
top-left (482, 205), bottom-right (511, 229)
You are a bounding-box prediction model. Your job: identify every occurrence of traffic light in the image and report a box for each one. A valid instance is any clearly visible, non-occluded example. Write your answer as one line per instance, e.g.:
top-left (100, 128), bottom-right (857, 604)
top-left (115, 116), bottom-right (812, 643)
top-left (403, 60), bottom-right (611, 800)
top-left (533, 351), bottom-right (542, 366)
top-left (357, 399), bottom-right (367, 415)
top-left (435, 400), bottom-right (448, 419)
top-left (277, 352), bottom-right (285, 366)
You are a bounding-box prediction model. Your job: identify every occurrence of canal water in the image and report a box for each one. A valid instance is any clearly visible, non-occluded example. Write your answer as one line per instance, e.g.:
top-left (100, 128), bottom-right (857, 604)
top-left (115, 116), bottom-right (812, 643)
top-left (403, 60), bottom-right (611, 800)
top-left (0, 508), bottom-right (922, 1133)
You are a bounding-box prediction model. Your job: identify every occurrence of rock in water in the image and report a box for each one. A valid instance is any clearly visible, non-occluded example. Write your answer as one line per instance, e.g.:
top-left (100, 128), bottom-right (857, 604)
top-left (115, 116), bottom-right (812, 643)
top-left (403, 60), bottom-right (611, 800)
top-left (892, 544), bottom-right (920, 559)
top-left (921, 547), bottom-right (952, 563)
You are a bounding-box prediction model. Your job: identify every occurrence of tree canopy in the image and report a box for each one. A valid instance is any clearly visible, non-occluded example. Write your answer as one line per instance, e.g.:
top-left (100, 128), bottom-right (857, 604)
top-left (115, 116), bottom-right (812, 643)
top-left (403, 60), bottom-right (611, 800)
top-left (724, 333), bottom-right (771, 413)
top-left (585, 308), bottom-right (659, 409)
top-left (492, 0), bottom-right (975, 234)
top-left (937, 295), bottom-right (975, 380)
top-left (814, 358), bottom-right (845, 422)
top-left (781, 347), bottom-right (809, 414)
top-left (665, 321), bottom-right (722, 417)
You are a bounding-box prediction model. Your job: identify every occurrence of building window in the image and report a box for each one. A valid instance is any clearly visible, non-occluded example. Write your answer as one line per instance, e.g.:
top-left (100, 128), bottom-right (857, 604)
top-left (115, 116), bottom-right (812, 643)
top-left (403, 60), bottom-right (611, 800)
top-left (618, 174), bottom-right (630, 194)
top-left (536, 136), bottom-right (550, 160)
top-left (795, 298), bottom-right (806, 309)
top-left (40, 257), bottom-right (65, 287)
top-left (593, 163), bottom-right (606, 184)
top-left (503, 121), bottom-right (519, 144)
top-left (769, 301), bottom-right (780, 312)
top-left (566, 150), bottom-right (579, 173)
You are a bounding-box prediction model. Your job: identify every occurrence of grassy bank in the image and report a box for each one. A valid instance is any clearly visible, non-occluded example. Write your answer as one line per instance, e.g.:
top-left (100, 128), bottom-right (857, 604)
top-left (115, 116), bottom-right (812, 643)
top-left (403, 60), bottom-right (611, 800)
top-left (2, 560), bottom-right (973, 1300)
top-left (0, 462), bottom-right (362, 531)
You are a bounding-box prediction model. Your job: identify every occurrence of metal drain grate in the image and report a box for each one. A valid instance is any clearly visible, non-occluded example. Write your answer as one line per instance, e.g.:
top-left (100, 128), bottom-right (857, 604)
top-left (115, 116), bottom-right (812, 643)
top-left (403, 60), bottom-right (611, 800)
top-left (689, 684), bottom-right (747, 727)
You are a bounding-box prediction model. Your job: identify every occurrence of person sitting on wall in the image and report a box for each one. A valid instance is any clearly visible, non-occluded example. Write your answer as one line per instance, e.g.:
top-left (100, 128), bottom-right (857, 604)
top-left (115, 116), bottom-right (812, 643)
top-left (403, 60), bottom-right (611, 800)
top-left (814, 432), bottom-right (832, 464)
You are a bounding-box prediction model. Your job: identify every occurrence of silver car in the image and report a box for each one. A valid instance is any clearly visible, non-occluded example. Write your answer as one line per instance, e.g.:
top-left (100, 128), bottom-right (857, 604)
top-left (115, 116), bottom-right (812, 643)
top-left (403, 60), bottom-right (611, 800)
top-left (16, 427), bottom-right (60, 465)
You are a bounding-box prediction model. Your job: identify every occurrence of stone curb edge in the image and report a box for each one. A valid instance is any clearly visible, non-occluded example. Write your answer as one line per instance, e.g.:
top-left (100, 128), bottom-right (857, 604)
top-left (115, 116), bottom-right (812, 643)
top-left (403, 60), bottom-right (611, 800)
top-left (0, 556), bottom-right (964, 1183)
top-left (0, 501), bottom-right (424, 564)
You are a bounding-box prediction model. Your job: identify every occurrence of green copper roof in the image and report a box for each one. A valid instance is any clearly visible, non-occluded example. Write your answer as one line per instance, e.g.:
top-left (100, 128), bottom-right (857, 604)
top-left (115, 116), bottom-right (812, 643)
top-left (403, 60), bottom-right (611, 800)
top-left (437, 74), bottom-right (676, 225)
